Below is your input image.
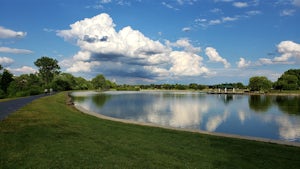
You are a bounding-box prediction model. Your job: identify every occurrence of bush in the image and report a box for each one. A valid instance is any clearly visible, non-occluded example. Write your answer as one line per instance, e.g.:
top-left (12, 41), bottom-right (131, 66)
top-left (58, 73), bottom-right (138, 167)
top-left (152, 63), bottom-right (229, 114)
top-left (0, 89), bottom-right (5, 99)
top-left (15, 91), bottom-right (30, 97)
top-left (29, 85), bottom-right (42, 95)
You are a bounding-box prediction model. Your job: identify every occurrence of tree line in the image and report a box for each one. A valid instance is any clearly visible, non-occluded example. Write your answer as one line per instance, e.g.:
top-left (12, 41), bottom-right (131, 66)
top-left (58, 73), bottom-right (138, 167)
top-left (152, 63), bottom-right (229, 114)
top-left (0, 56), bottom-right (299, 98)
top-left (0, 56), bottom-right (116, 99)
top-left (248, 69), bottom-right (300, 92)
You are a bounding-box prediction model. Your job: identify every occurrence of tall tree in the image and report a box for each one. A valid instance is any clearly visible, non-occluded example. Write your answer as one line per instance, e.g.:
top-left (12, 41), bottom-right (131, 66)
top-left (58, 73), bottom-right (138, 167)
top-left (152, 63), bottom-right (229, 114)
top-left (7, 74), bottom-right (43, 97)
top-left (34, 56), bottom-right (60, 86)
top-left (0, 69), bottom-right (14, 93)
top-left (274, 69), bottom-right (300, 90)
top-left (91, 74), bottom-right (107, 90)
top-left (248, 76), bottom-right (272, 92)
top-left (0, 65), bottom-right (4, 98)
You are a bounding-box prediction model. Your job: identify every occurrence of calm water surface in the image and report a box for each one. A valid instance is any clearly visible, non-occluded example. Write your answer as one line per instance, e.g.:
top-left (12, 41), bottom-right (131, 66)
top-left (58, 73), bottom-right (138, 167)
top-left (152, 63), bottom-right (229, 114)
top-left (72, 91), bottom-right (300, 142)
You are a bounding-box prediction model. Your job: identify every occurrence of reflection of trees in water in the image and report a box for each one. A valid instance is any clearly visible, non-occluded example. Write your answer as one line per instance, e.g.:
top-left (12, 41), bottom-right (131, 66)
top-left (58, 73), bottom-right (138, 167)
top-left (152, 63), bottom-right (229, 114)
top-left (274, 96), bottom-right (300, 115)
top-left (72, 96), bottom-right (87, 103)
top-left (248, 95), bottom-right (272, 112)
top-left (217, 94), bottom-right (242, 104)
top-left (92, 94), bottom-right (111, 108)
top-left (249, 95), bottom-right (300, 115)
top-left (222, 95), bottom-right (233, 104)
top-left (162, 92), bottom-right (206, 100)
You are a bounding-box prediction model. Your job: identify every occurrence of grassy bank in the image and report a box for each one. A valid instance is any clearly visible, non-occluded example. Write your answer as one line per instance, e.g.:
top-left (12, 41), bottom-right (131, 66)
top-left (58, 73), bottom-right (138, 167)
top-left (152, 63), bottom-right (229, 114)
top-left (1, 92), bottom-right (300, 168)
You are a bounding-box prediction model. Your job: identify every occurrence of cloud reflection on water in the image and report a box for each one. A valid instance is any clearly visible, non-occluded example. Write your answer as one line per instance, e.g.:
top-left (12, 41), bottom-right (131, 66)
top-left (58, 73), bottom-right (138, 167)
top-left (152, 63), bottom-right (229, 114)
top-left (72, 91), bottom-right (300, 142)
top-left (276, 116), bottom-right (300, 141)
top-left (137, 93), bottom-right (210, 129)
top-left (206, 110), bottom-right (230, 132)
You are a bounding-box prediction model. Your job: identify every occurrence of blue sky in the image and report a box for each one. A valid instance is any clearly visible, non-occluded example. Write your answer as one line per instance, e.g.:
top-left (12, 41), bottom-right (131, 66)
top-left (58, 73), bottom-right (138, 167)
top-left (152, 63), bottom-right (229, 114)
top-left (0, 0), bottom-right (300, 85)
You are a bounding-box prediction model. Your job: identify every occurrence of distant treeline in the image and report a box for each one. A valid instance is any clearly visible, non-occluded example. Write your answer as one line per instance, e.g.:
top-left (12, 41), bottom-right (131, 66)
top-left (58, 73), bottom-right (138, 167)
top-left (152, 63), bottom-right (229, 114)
top-left (0, 56), bottom-right (299, 99)
top-left (138, 82), bottom-right (246, 90)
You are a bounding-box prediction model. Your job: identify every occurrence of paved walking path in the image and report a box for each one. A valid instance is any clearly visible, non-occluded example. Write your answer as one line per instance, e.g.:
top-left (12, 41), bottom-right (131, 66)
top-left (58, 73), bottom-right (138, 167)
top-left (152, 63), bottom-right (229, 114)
top-left (0, 94), bottom-right (47, 121)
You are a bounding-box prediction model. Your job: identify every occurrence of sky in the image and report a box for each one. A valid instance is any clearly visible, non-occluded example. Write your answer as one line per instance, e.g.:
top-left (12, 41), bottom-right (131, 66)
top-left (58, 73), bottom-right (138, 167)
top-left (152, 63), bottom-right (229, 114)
top-left (0, 0), bottom-right (300, 85)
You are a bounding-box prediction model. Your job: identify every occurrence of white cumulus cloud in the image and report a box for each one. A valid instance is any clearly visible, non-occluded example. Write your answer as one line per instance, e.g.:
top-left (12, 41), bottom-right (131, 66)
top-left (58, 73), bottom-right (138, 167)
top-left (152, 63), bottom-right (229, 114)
top-left (274, 40), bottom-right (300, 62)
top-left (259, 58), bottom-right (273, 65)
top-left (57, 13), bottom-right (211, 81)
top-left (237, 57), bottom-right (251, 68)
top-left (166, 38), bottom-right (201, 53)
top-left (8, 66), bottom-right (37, 75)
top-left (0, 57), bottom-right (14, 65)
top-left (66, 60), bottom-right (101, 73)
top-left (0, 26), bottom-right (27, 39)
top-left (233, 2), bottom-right (248, 8)
top-left (205, 47), bottom-right (231, 68)
top-left (169, 51), bottom-right (208, 76)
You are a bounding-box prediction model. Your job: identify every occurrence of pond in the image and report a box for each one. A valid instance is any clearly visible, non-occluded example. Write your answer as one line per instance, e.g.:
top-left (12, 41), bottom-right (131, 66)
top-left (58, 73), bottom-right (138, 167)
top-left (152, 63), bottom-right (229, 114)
top-left (72, 91), bottom-right (300, 143)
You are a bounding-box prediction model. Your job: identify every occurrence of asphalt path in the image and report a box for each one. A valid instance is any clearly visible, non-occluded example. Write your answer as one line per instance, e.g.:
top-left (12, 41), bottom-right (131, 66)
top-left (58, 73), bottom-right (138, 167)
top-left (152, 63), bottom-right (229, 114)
top-left (0, 94), bottom-right (47, 121)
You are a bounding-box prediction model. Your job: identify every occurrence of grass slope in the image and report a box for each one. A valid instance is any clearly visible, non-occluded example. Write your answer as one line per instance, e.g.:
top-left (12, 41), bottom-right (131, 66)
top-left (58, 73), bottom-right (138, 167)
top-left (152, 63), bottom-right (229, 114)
top-left (1, 92), bottom-right (300, 169)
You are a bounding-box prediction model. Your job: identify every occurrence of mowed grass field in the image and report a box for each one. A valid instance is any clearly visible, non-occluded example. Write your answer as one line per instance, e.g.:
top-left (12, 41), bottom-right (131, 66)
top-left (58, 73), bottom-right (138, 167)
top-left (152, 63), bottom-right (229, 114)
top-left (1, 92), bottom-right (300, 169)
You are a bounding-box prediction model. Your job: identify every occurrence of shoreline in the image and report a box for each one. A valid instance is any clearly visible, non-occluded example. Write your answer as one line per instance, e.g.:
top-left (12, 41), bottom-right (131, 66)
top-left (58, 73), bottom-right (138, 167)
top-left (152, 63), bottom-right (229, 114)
top-left (81, 89), bottom-right (300, 96)
top-left (73, 103), bottom-right (300, 148)
top-left (139, 89), bottom-right (300, 96)
top-left (206, 91), bottom-right (300, 96)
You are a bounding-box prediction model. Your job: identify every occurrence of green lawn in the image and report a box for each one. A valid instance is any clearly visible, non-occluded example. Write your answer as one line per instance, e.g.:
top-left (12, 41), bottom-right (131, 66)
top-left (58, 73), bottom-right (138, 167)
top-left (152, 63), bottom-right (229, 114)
top-left (1, 92), bottom-right (300, 169)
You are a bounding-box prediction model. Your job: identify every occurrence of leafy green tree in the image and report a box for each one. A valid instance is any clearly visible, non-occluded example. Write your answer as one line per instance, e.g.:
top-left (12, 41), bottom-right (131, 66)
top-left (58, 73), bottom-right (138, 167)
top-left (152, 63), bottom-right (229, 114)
top-left (0, 64), bottom-right (3, 98)
top-left (0, 69), bottom-right (14, 94)
top-left (34, 56), bottom-right (60, 86)
top-left (281, 74), bottom-right (298, 90)
top-left (189, 83), bottom-right (198, 90)
top-left (91, 74), bottom-right (107, 90)
top-left (8, 74), bottom-right (43, 97)
top-left (51, 73), bottom-right (93, 91)
top-left (285, 69), bottom-right (300, 84)
top-left (248, 76), bottom-right (272, 92)
top-left (175, 83), bottom-right (187, 90)
top-left (105, 79), bottom-right (117, 89)
top-left (235, 82), bottom-right (245, 89)
top-left (51, 77), bottom-right (72, 91)
top-left (274, 69), bottom-right (300, 90)
top-left (51, 73), bottom-right (76, 91)
top-left (74, 76), bottom-right (92, 90)
top-left (189, 83), bottom-right (206, 90)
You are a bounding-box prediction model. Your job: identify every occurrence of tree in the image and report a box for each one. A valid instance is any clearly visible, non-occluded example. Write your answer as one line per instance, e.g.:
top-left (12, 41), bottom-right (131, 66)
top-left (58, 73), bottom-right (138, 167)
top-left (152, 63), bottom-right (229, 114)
top-left (274, 69), bottom-right (300, 90)
top-left (91, 74), bottom-right (107, 90)
top-left (7, 73), bottom-right (43, 97)
top-left (51, 73), bottom-right (78, 91)
top-left (74, 76), bottom-right (92, 90)
top-left (34, 56), bottom-right (60, 86)
top-left (0, 69), bottom-right (14, 94)
top-left (248, 76), bottom-right (272, 92)
top-left (0, 65), bottom-right (4, 98)
top-left (235, 82), bottom-right (245, 89)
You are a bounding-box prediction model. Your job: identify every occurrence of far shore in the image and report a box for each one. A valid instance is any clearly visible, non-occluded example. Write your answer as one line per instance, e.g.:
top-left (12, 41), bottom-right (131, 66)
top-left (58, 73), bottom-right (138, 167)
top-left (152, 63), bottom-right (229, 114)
top-left (83, 89), bottom-right (300, 96)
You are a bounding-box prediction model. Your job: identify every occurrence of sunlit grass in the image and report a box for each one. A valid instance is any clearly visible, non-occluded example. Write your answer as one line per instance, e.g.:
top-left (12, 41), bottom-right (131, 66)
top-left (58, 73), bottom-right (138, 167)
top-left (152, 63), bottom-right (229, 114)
top-left (1, 92), bottom-right (300, 169)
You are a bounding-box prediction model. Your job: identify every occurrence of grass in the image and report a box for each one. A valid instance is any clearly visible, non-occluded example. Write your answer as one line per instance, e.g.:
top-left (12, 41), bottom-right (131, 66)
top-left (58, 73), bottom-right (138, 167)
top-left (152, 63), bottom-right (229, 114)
top-left (0, 97), bottom-right (20, 102)
top-left (1, 92), bottom-right (300, 169)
